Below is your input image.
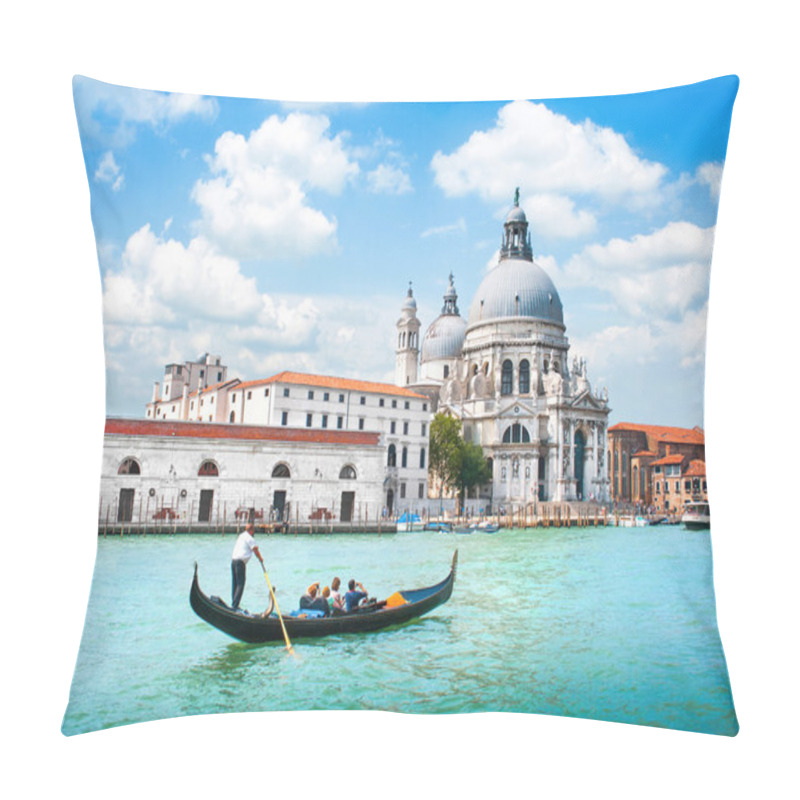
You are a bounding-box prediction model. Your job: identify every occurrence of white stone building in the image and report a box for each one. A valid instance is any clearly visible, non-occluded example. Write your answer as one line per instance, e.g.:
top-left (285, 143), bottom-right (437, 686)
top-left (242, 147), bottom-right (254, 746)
top-left (143, 370), bottom-right (431, 518)
top-left (399, 195), bottom-right (611, 505)
top-left (102, 418), bottom-right (385, 527)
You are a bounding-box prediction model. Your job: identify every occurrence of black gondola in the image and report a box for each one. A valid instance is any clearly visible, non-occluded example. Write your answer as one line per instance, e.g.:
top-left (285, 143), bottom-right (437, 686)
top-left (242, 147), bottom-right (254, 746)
top-left (190, 551), bottom-right (458, 644)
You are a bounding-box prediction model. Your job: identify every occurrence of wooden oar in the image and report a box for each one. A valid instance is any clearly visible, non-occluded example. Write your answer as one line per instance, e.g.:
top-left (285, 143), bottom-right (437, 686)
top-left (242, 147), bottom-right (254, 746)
top-left (261, 564), bottom-right (295, 655)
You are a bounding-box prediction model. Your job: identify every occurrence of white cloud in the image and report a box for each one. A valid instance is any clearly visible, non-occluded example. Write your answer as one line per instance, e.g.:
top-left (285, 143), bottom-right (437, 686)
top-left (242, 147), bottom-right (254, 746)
top-left (523, 193), bottom-right (597, 238)
top-left (421, 218), bottom-right (467, 238)
top-left (74, 77), bottom-right (218, 146)
top-left (552, 221), bottom-right (716, 317)
top-left (367, 163), bottom-right (412, 194)
top-left (431, 99), bottom-right (667, 203)
top-left (191, 112), bottom-right (359, 260)
top-left (696, 161), bottom-right (724, 199)
top-left (94, 151), bottom-right (124, 191)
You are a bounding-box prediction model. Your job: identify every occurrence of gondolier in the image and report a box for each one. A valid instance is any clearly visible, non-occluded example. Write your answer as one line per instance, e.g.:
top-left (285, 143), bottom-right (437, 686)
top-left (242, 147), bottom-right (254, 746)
top-left (231, 522), bottom-right (264, 609)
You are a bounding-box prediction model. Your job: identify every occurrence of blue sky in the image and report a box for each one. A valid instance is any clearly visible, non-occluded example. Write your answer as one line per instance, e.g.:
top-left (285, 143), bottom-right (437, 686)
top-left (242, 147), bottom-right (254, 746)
top-left (74, 75), bottom-right (737, 428)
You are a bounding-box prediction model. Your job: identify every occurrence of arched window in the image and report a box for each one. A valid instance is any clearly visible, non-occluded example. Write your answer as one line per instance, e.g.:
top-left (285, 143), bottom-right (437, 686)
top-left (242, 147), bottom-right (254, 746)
top-left (272, 463), bottom-right (291, 478)
top-left (519, 360), bottom-right (530, 394)
top-left (419, 447), bottom-right (426, 469)
top-left (198, 460), bottom-right (219, 476)
top-left (339, 465), bottom-right (357, 480)
top-left (401, 446), bottom-right (408, 468)
top-left (501, 360), bottom-right (513, 395)
top-left (118, 457), bottom-right (141, 475)
top-left (502, 423), bottom-right (531, 444)
top-left (387, 444), bottom-right (397, 467)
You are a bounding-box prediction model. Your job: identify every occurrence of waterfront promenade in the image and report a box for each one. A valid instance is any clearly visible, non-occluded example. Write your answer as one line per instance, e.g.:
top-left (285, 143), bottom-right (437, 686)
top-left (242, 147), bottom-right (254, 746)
top-left (98, 501), bottom-right (674, 535)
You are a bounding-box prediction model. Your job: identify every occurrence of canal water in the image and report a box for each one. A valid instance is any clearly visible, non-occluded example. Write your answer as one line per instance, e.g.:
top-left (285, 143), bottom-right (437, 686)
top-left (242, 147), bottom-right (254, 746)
top-left (61, 525), bottom-right (737, 736)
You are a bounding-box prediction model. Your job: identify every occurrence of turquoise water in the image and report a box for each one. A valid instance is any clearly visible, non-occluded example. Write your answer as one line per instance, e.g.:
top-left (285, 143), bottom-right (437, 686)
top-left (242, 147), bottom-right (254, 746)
top-left (62, 526), bottom-right (737, 736)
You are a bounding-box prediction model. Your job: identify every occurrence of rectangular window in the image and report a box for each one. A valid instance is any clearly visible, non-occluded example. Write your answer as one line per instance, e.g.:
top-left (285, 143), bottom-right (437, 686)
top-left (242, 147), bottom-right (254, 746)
top-left (392, 400), bottom-right (397, 409)
top-left (403, 422), bottom-right (409, 435)
top-left (379, 398), bottom-right (385, 407)
top-left (281, 411), bottom-right (288, 426)
top-left (322, 414), bottom-right (328, 428)
top-left (308, 390), bottom-right (314, 400)
top-left (423, 403), bottom-right (427, 411)
top-left (246, 391), bottom-right (251, 400)
top-left (418, 483), bottom-right (424, 499)
top-left (360, 396), bottom-right (366, 405)
top-left (337, 416), bottom-right (344, 429)
top-left (264, 388), bottom-right (269, 396)
top-left (390, 422), bottom-right (396, 434)
top-left (358, 418), bottom-right (365, 430)
top-left (283, 388), bottom-right (290, 397)
top-left (421, 423), bottom-right (427, 436)
top-left (232, 394), bottom-right (237, 403)
top-left (404, 401), bottom-right (410, 409)
top-left (324, 392), bottom-right (330, 401)
top-left (400, 483), bottom-right (406, 499)
top-left (339, 394), bottom-right (345, 403)
top-left (306, 413), bottom-right (313, 427)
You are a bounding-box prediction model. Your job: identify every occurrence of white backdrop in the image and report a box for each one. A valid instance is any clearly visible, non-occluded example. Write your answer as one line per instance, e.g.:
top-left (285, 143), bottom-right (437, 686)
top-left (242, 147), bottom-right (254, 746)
top-left (4, 2), bottom-right (796, 797)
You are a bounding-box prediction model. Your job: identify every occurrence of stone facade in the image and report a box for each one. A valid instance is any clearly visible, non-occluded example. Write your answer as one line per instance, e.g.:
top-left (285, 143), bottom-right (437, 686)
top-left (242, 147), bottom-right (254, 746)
top-left (101, 419), bottom-right (386, 527)
top-left (145, 370), bottom-right (430, 517)
top-left (402, 197), bottom-right (611, 505)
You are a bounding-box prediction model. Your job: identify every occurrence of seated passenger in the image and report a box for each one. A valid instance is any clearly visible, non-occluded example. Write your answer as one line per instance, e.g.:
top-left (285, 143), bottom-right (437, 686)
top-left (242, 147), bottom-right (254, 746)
top-left (329, 577), bottom-right (345, 613)
top-left (344, 579), bottom-right (368, 613)
top-left (299, 583), bottom-right (329, 616)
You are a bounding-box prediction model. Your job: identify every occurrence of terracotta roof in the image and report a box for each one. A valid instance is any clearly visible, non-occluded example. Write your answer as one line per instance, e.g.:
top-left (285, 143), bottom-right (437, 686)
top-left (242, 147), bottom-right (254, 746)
top-left (106, 418), bottom-right (381, 447)
top-left (258, 371), bottom-right (429, 399)
top-left (608, 422), bottom-right (704, 446)
top-left (651, 454), bottom-right (686, 466)
top-left (631, 450), bottom-right (658, 458)
top-left (684, 459), bottom-right (706, 477)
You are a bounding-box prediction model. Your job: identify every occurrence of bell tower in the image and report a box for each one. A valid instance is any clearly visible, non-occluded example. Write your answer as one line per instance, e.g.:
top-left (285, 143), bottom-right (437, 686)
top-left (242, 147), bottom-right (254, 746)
top-left (395, 283), bottom-right (420, 386)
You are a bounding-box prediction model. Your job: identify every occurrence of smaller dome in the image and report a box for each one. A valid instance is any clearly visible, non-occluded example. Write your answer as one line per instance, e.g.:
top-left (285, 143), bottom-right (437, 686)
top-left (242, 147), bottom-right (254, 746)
top-left (506, 205), bottom-right (527, 223)
top-left (421, 314), bottom-right (467, 362)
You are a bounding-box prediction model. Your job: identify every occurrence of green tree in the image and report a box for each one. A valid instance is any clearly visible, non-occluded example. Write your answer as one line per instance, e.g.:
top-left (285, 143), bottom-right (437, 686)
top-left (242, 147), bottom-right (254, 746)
top-left (428, 413), bottom-right (462, 509)
top-left (459, 440), bottom-right (492, 509)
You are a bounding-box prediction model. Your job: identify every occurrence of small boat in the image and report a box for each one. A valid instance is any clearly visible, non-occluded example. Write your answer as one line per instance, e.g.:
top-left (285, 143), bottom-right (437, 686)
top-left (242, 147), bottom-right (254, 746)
top-left (682, 501), bottom-right (710, 530)
top-left (617, 515), bottom-right (648, 528)
top-left (477, 522), bottom-right (499, 533)
top-left (396, 512), bottom-right (424, 531)
top-left (190, 551), bottom-right (458, 644)
top-left (453, 525), bottom-right (475, 534)
top-left (424, 520), bottom-right (452, 533)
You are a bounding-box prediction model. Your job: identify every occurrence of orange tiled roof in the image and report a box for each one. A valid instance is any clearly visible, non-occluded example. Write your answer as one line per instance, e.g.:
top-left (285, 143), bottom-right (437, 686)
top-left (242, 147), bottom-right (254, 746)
top-left (632, 450), bottom-right (658, 458)
top-left (684, 459), bottom-right (706, 477)
top-left (259, 371), bottom-right (429, 399)
top-left (106, 418), bottom-right (381, 447)
top-left (608, 422), bottom-right (704, 446)
top-left (651, 454), bottom-right (686, 466)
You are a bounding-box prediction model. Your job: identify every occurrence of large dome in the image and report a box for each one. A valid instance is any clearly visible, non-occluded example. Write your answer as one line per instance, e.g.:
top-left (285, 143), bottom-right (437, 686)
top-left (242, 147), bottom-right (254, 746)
top-left (467, 258), bottom-right (564, 326)
top-left (421, 313), bottom-right (467, 361)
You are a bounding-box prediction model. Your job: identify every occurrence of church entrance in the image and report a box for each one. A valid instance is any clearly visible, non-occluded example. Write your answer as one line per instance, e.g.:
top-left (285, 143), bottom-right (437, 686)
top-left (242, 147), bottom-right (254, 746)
top-left (574, 430), bottom-right (586, 500)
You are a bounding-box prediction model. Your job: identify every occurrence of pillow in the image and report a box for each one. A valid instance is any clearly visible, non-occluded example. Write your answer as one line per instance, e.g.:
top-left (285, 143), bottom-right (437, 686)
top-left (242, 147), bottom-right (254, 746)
top-left (63, 75), bottom-right (738, 737)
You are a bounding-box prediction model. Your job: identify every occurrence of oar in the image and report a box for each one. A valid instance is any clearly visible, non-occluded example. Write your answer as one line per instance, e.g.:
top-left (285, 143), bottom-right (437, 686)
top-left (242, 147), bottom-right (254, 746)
top-left (261, 564), bottom-right (295, 656)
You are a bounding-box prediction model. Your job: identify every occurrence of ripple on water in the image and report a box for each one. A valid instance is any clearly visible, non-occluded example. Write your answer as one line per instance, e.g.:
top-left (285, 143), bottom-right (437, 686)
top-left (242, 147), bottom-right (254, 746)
top-left (62, 528), bottom-right (737, 736)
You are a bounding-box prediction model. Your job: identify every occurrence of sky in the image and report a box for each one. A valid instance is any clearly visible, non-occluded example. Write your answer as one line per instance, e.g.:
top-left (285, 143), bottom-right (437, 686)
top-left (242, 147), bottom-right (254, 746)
top-left (73, 74), bottom-right (737, 428)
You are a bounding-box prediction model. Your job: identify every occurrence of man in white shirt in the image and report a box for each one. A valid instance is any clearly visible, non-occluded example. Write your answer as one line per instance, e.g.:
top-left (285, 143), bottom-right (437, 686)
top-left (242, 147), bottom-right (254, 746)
top-left (231, 522), bottom-right (265, 609)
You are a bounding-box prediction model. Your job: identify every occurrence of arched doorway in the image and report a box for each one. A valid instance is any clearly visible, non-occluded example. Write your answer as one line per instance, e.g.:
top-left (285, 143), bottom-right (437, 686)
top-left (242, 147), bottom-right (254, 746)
top-left (574, 429), bottom-right (586, 500)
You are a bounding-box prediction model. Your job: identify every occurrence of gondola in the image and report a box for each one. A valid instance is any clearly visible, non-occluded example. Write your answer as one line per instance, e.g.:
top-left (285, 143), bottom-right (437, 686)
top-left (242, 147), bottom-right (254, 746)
top-left (190, 551), bottom-right (458, 644)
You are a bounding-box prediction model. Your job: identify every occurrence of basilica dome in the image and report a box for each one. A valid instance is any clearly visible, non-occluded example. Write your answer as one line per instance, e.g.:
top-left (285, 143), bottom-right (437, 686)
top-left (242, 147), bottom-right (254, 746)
top-left (421, 313), bottom-right (467, 361)
top-left (466, 197), bottom-right (564, 327)
top-left (421, 272), bottom-right (467, 363)
top-left (467, 258), bottom-right (563, 326)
